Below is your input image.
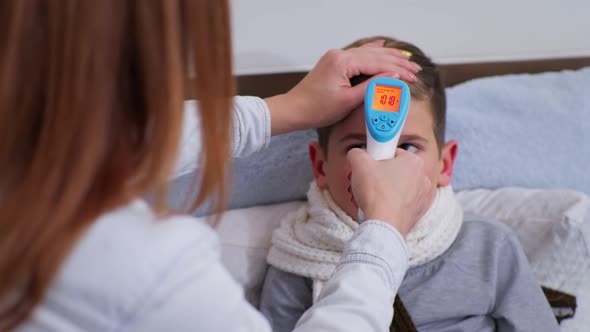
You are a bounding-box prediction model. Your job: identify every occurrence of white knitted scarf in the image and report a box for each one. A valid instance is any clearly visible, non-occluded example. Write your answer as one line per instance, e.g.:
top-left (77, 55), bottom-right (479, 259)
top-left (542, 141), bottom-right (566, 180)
top-left (267, 182), bottom-right (463, 302)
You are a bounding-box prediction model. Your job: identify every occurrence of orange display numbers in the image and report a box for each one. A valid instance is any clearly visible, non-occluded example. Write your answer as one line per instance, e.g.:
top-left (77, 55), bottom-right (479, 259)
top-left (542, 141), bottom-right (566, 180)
top-left (372, 85), bottom-right (401, 112)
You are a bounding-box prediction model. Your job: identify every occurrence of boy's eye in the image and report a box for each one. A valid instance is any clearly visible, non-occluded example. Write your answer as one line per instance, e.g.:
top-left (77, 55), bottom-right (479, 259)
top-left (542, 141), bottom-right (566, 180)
top-left (399, 143), bottom-right (419, 153)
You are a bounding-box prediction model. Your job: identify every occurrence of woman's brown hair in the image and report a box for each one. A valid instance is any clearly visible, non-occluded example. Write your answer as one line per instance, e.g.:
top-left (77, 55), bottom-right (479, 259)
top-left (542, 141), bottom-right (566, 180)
top-left (0, 1), bottom-right (234, 329)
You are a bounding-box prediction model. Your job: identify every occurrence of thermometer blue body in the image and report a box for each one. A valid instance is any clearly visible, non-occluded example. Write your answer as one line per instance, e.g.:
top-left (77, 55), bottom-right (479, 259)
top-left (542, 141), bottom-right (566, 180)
top-left (364, 77), bottom-right (411, 160)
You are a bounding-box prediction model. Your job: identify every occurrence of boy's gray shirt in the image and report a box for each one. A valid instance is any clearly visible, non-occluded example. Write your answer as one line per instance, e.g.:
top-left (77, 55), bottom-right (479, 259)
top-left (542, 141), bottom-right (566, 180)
top-left (259, 214), bottom-right (559, 332)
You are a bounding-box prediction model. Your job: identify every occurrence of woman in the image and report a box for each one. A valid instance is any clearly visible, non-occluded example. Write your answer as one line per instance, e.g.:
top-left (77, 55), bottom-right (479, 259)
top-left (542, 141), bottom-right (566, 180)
top-left (0, 1), bottom-right (429, 331)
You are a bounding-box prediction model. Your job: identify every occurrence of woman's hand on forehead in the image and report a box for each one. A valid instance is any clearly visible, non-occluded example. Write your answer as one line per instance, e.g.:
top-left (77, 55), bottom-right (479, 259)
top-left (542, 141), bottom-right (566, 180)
top-left (265, 44), bottom-right (421, 135)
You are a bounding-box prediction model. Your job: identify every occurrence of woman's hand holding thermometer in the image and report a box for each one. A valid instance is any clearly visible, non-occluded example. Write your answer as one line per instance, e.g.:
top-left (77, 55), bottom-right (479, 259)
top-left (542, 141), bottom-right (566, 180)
top-left (357, 77), bottom-right (412, 221)
top-left (348, 148), bottom-right (431, 237)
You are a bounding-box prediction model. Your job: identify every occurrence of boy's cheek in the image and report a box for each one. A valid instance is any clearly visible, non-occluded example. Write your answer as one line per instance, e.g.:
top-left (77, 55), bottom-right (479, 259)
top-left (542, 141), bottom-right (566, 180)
top-left (327, 156), bottom-right (364, 219)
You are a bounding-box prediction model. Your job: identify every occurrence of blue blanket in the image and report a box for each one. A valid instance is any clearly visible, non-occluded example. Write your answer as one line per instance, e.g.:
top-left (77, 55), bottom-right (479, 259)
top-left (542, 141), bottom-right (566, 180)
top-left (447, 67), bottom-right (590, 194)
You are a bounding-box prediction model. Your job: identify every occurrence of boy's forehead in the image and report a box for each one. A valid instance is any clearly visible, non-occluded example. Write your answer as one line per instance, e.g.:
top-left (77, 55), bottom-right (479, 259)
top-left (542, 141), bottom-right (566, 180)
top-left (332, 105), bottom-right (366, 136)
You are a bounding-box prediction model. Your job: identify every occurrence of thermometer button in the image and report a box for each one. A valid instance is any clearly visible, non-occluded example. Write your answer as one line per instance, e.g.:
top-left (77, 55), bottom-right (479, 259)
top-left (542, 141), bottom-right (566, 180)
top-left (389, 119), bottom-right (396, 126)
top-left (377, 123), bottom-right (390, 131)
top-left (380, 115), bottom-right (389, 121)
top-left (372, 117), bottom-right (379, 124)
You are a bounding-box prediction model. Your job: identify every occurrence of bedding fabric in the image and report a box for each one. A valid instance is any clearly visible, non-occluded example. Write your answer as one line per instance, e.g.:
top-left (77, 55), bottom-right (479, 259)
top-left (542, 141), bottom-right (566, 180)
top-left (457, 188), bottom-right (590, 332)
top-left (446, 67), bottom-right (590, 194)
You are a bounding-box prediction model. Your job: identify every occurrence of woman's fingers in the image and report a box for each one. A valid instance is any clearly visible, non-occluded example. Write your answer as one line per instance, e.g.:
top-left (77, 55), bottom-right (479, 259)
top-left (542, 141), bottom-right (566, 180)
top-left (343, 47), bottom-right (420, 82)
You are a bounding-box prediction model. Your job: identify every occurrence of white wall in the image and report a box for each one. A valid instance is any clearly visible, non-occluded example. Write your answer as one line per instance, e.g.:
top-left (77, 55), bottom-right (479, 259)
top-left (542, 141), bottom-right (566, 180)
top-left (231, 0), bottom-right (590, 75)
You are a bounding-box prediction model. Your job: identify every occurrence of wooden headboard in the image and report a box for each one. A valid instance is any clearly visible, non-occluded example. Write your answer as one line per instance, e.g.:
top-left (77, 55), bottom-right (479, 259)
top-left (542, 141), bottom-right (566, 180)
top-left (236, 57), bottom-right (590, 98)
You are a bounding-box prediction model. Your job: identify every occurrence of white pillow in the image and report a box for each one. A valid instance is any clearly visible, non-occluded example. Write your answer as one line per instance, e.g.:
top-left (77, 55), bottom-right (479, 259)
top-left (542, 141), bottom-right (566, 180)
top-left (213, 201), bottom-right (303, 307)
top-left (457, 188), bottom-right (590, 332)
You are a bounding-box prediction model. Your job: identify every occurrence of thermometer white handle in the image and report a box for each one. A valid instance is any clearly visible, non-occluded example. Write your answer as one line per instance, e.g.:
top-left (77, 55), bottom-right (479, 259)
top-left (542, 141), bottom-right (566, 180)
top-left (357, 129), bottom-right (402, 221)
top-left (366, 130), bottom-right (401, 160)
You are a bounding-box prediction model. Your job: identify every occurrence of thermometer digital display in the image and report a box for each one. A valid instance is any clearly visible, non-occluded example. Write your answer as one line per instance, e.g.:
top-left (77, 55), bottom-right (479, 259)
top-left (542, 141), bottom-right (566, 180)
top-left (371, 85), bottom-right (402, 112)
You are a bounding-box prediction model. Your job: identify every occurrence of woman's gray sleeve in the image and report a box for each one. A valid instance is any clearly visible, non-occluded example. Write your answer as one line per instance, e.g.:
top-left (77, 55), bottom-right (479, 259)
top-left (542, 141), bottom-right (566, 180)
top-left (173, 96), bottom-right (271, 179)
top-left (231, 96), bottom-right (271, 158)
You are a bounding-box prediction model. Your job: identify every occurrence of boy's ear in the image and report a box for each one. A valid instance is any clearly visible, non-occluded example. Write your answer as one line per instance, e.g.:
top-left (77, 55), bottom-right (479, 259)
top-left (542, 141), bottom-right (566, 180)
top-left (309, 141), bottom-right (329, 190)
top-left (437, 139), bottom-right (458, 187)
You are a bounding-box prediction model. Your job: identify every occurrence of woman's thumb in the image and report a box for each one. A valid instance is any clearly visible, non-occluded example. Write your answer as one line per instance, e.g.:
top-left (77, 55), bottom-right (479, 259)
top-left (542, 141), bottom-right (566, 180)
top-left (347, 148), bottom-right (372, 171)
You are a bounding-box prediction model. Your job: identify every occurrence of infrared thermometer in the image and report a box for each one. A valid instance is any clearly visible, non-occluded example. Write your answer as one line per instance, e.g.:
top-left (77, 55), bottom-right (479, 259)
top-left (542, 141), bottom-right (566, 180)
top-left (356, 77), bottom-right (411, 221)
top-left (365, 77), bottom-right (411, 160)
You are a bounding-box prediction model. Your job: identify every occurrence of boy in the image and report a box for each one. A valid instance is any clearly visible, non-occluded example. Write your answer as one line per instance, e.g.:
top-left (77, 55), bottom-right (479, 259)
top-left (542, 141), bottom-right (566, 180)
top-left (259, 37), bottom-right (558, 332)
